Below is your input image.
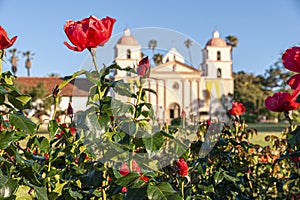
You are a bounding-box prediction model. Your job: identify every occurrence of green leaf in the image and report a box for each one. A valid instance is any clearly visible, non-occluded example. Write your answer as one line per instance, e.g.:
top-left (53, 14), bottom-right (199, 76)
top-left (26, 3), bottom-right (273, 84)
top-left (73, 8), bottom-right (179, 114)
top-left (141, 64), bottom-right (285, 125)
top-left (0, 179), bottom-right (18, 199)
top-left (10, 113), bottom-right (36, 135)
top-left (119, 121), bottom-right (137, 136)
top-left (34, 185), bottom-right (48, 200)
top-left (143, 132), bottom-right (164, 151)
top-left (115, 173), bottom-right (141, 186)
top-left (111, 98), bottom-right (133, 116)
top-left (113, 80), bottom-right (135, 98)
top-left (58, 70), bottom-right (86, 90)
top-left (15, 185), bottom-right (32, 200)
top-left (147, 182), bottom-right (179, 200)
top-left (35, 137), bottom-right (50, 152)
top-left (214, 171), bottom-right (224, 185)
top-left (8, 92), bottom-right (32, 110)
top-left (48, 120), bottom-right (59, 139)
top-left (223, 172), bottom-right (240, 183)
top-left (0, 131), bottom-right (14, 149)
top-left (125, 188), bottom-right (147, 200)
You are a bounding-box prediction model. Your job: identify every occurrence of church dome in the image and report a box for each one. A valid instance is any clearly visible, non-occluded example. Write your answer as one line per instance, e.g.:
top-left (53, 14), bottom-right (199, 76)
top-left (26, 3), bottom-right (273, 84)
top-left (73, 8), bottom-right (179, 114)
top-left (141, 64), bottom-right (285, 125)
top-left (117, 28), bottom-right (139, 46)
top-left (206, 30), bottom-right (227, 47)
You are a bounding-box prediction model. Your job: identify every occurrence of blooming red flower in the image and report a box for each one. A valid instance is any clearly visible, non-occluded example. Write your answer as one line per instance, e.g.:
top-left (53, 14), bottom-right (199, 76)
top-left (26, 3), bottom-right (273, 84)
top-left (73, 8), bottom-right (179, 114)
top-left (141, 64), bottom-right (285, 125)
top-left (64, 16), bottom-right (116, 52)
top-left (175, 158), bottom-right (189, 177)
top-left (137, 57), bottom-right (150, 78)
top-left (264, 90), bottom-right (300, 112)
top-left (282, 46), bottom-right (300, 73)
top-left (228, 102), bottom-right (246, 116)
top-left (0, 26), bottom-right (17, 50)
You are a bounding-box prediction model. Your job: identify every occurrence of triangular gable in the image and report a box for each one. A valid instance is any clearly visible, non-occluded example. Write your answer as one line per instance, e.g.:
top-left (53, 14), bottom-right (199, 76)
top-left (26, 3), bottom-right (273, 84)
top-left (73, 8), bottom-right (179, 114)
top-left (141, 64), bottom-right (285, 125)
top-left (152, 60), bottom-right (199, 74)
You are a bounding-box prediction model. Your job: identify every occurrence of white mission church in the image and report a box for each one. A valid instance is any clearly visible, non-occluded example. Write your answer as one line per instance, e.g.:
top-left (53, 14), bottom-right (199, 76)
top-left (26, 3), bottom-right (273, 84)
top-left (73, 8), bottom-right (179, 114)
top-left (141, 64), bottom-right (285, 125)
top-left (113, 28), bottom-right (234, 124)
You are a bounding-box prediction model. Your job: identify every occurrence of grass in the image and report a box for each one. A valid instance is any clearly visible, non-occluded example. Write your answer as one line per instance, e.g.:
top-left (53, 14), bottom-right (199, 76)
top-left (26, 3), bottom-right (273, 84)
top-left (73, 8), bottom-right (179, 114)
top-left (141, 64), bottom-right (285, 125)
top-left (248, 123), bottom-right (289, 146)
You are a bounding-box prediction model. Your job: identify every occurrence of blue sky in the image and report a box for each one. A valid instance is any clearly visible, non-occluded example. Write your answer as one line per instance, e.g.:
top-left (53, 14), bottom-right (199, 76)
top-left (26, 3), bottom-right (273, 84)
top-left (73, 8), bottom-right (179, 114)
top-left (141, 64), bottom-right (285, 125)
top-left (0, 0), bottom-right (300, 77)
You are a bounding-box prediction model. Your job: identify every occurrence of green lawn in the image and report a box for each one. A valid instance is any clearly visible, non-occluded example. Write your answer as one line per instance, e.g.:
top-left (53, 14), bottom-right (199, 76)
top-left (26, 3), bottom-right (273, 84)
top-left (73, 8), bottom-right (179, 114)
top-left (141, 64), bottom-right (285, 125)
top-left (248, 123), bottom-right (289, 146)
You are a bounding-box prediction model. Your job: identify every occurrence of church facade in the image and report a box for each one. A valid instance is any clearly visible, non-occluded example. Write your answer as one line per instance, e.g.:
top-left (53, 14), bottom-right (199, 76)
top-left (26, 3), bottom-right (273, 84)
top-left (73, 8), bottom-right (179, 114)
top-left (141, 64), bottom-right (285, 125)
top-left (114, 28), bottom-right (234, 124)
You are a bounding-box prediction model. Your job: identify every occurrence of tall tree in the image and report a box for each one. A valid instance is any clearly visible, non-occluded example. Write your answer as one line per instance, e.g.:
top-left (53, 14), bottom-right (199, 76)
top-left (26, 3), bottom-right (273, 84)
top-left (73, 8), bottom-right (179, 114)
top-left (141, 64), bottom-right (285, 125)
top-left (148, 40), bottom-right (157, 53)
top-left (9, 48), bottom-right (19, 75)
top-left (153, 53), bottom-right (163, 66)
top-left (184, 39), bottom-right (193, 64)
top-left (225, 35), bottom-right (238, 59)
top-left (23, 51), bottom-right (34, 77)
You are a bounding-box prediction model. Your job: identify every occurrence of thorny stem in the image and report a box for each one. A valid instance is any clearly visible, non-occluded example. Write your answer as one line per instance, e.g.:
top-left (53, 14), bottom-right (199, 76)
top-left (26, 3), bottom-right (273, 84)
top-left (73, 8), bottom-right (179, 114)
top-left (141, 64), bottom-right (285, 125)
top-left (89, 48), bottom-right (103, 111)
top-left (0, 50), bottom-right (3, 73)
top-left (90, 47), bottom-right (107, 200)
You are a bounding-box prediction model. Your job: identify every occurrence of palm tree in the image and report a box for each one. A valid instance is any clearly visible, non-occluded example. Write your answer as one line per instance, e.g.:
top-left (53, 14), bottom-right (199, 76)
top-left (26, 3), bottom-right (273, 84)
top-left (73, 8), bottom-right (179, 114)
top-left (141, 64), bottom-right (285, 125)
top-left (23, 51), bottom-right (35, 77)
top-left (9, 48), bottom-right (19, 75)
top-left (184, 39), bottom-right (193, 64)
top-left (225, 35), bottom-right (238, 59)
top-left (153, 53), bottom-right (163, 66)
top-left (148, 40), bottom-right (157, 53)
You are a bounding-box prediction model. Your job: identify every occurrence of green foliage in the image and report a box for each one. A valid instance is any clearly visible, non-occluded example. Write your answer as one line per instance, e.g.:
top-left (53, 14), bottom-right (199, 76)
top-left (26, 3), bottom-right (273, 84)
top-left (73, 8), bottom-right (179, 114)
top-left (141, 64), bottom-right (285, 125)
top-left (0, 63), bottom-right (299, 200)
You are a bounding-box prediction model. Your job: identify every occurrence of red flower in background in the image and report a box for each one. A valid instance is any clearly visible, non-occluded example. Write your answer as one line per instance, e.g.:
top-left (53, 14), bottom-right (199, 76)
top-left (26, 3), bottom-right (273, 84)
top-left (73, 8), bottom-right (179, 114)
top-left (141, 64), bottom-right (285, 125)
top-left (264, 90), bottom-right (300, 112)
top-left (176, 158), bottom-right (189, 177)
top-left (137, 57), bottom-right (151, 78)
top-left (64, 16), bottom-right (116, 52)
top-left (119, 160), bottom-right (149, 182)
top-left (0, 26), bottom-right (17, 50)
top-left (282, 46), bottom-right (300, 73)
top-left (228, 102), bottom-right (246, 116)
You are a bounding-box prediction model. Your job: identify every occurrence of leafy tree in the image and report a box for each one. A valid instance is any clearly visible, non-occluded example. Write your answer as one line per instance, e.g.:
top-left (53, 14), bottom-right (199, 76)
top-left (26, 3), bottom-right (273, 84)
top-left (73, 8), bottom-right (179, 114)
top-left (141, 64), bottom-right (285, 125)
top-left (225, 35), bottom-right (238, 59)
top-left (23, 51), bottom-right (34, 77)
top-left (233, 71), bottom-right (265, 122)
top-left (184, 39), bottom-right (193, 63)
top-left (148, 40), bottom-right (157, 53)
top-left (153, 53), bottom-right (163, 66)
top-left (9, 48), bottom-right (19, 75)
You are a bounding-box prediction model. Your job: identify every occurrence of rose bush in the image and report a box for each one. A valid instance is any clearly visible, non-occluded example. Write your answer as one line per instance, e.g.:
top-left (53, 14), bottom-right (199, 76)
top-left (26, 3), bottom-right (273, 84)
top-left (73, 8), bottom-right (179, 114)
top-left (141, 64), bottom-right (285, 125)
top-left (0, 18), bottom-right (299, 200)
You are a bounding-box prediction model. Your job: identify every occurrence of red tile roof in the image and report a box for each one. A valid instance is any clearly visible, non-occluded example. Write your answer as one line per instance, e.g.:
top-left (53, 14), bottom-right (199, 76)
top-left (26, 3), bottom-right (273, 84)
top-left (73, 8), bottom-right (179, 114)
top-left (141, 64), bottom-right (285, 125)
top-left (14, 77), bottom-right (91, 97)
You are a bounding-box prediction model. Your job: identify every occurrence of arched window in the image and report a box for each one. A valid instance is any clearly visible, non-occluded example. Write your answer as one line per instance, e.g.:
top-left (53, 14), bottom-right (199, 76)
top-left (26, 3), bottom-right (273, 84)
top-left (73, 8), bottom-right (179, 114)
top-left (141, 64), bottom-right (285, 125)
top-left (217, 68), bottom-right (222, 78)
top-left (217, 51), bottom-right (221, 61)
top-left (127, 49), bottom-right (131, 59)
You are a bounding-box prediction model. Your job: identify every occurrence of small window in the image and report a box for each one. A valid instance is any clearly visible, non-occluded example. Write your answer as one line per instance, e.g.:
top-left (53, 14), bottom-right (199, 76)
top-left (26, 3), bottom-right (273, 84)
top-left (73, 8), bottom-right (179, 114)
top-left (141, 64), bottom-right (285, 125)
top-left (127, 49), bottom-right (131, 59)
top-left (217, 68), bottom-right (222, 78)
top-left (217, 51), bottom-right (221, 61)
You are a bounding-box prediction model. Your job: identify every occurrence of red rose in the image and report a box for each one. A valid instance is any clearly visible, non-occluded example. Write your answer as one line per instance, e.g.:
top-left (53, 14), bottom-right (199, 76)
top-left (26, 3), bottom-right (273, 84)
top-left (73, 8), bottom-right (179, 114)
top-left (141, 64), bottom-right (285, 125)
top-left (0, 26), bottom-right (17, 50)
top-left (121, 186), bottom-right (127, 193)
top-left (44, 153), bottom-right (49, 161)
top-left (228, 102), bottom-right (246, 116)
top-left (282, 46), bottom-right (300, 73)
top-left (176, 158), bottom-right (188, 177)
top-left (264, 90), bottom-right (300, 112)
top-left (137, 57), bottom-right (151, 78)
top-left (287, 73), bottom-right (300, 90)
top-left (119, 160), bottom-right (148, 182)
top-left (64, 16), bottom-right (116, 52)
